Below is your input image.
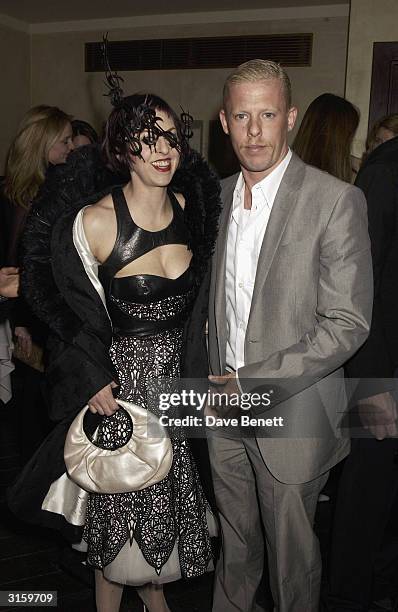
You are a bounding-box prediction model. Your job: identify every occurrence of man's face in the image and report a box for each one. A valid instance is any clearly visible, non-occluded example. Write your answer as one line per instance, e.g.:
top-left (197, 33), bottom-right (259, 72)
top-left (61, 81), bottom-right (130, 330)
top-left (220, 79), bottom-right (297, 181)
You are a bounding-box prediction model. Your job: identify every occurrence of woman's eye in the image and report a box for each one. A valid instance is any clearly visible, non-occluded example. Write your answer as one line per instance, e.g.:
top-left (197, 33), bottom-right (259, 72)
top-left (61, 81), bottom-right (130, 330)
top-left (165, 132), bottom-right (178, 146)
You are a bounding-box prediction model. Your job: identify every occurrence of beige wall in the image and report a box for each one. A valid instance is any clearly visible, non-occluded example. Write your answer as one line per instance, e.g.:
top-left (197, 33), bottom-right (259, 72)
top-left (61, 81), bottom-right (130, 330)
top-left (0, 23), bottom-right (31, 172)
top-left (346, 0), bottom-right (398, 157)
top-left (30, 15), bottom-right (348, 156)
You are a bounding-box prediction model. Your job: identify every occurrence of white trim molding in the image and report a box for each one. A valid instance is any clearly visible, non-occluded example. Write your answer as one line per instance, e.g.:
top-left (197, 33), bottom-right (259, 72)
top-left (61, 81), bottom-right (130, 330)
top-left (0, 13), bottom-right (29, 33)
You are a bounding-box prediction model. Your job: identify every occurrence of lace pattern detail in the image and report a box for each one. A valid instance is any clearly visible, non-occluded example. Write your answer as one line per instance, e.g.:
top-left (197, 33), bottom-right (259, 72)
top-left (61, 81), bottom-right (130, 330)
top-left (93, 408), bottom-right (133, 450)
top-left (110, 290), bottom-right (194, 321)
top-left (82, 296), bottom-right (213, 578)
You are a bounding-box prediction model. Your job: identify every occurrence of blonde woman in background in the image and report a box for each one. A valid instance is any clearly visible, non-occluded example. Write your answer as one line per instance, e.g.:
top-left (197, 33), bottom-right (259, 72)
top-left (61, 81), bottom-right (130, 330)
top-left (2, 105), bottom-right (74, 357)
top-left (363, 113), bottom-right (398, 161)
top-left (1, 105), bottom-right (74, 463)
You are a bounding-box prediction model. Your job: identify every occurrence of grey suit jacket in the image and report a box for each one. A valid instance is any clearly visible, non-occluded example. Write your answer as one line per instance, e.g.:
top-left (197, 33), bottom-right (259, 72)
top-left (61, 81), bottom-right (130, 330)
top-left (208, 152), bottom-right (373, 484)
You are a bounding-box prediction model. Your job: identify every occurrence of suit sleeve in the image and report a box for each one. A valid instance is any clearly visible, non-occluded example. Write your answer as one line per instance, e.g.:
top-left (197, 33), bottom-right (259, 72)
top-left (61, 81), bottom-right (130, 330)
top-left (238, 185), bottom-right (374, 411)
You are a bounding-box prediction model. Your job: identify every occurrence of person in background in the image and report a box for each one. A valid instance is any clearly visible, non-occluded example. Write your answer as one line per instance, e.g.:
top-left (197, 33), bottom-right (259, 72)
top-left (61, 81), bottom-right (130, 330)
top-left (365, 113), bottom-right (398, 157)
top-left (0, 268), bottom-right (18, 301)
top-left (292, 92), bottom-right (359, 182)
top-left (293, 93), bottom-right (360, 503)
top-left (71, 119), bottom-right (98, 147)
top-left (326, 119), bottom-right (398, 612)
top-left (0, 188), bottom-right (19, 307)
top-left (1, 105), bottom-right (74, 461)
top-left (3, 105), bottom-right (74, 268)
top-left (0, 197), bottom-right (19, 405)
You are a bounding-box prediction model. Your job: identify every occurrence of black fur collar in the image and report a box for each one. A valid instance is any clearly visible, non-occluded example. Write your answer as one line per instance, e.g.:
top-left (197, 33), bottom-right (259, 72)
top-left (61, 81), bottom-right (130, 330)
top-left (172, 149), bottom-right (221, 287)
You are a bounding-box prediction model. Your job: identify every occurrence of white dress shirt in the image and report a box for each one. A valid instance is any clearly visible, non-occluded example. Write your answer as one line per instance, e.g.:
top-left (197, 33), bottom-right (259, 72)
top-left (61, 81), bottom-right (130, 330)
top-left (225, 149), bottom-right (292, 372)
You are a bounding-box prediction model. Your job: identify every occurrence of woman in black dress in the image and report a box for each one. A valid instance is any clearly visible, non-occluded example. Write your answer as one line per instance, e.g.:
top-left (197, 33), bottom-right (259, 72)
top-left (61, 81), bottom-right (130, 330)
top-left (11, 92), bottom-right (220, 612)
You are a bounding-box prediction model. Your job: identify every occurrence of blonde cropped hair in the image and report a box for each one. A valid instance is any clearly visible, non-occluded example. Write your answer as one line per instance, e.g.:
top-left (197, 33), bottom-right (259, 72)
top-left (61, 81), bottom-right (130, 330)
top-left (223, 59), bottom-right (292, 110)
top-left (4, 105), bottom-right (72, 209)
top-left (365, 113), bottom-right (398, 155)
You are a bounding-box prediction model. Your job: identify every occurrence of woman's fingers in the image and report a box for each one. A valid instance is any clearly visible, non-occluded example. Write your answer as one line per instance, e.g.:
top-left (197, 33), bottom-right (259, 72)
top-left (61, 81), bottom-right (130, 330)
top-left (88, 383), bottom-right (119, 416)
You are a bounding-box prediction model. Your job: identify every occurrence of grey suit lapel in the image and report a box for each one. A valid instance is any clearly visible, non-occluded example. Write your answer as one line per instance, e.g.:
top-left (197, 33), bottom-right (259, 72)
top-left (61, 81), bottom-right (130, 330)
top-left (249, 153), bottom-right (305, 314)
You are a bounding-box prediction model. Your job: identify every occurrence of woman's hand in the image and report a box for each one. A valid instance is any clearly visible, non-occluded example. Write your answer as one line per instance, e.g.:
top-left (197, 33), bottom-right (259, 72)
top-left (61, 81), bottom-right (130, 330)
top-left (88, 382), bottom-right (119, 416)
top-left (14, 326), bottom-right (33, 358)
top-left (0, 267), bottom-right (19, 298)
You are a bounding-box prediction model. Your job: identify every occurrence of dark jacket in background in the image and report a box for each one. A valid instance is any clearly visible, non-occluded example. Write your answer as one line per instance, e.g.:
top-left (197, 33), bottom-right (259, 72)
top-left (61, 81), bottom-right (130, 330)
top-left (0, 183), bottom-right (46, 341)
top-left (327, 136), bottom-right (398, 609)
top-left (345, 136), bottom-right (398, 394)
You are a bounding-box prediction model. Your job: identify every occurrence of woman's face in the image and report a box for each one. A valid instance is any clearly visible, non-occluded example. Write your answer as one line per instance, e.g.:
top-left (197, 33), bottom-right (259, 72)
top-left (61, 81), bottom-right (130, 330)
top-left (130, 109), bottom-right (180, 188)
top-left (374, 126), bottom-right (396, 149)
top-left (48, 122), bottom-right (74, 164)
top-left (73, 134), bottom-right (92, 148)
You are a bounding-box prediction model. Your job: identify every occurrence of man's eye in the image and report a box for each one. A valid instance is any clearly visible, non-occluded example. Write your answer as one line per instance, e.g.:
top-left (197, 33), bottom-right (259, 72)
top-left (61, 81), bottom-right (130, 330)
top-left (263, 113), bottom-right (275, 119)
top-left (235, 114), bottom-right (247, 120)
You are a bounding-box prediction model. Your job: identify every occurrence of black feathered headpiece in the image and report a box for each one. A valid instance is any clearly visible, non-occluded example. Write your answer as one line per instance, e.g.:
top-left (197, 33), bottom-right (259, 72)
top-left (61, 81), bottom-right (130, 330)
top-left (101, 34), bottom-right (193, 161)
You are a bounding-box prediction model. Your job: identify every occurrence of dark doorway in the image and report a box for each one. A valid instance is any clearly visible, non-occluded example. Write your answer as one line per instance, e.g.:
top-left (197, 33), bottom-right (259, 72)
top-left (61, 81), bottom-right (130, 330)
top-left (208, 119), bottom-right (240, 179)
top-left (369, 42), bottom-right (398, 130)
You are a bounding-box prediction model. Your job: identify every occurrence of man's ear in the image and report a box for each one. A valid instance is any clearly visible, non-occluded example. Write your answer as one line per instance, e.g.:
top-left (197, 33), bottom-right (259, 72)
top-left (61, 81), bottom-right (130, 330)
top-left (287, 106), bottom-right (298, 132)
top-left (219, 109), bottom-right (230, 136)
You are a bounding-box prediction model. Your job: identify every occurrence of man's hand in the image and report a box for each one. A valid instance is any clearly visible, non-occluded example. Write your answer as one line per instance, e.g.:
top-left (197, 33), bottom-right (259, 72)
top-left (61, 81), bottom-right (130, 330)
top-left (88, 382), bottom-right (119, 416)
top-left (0, 267), bottom-right (19, 298)
top-left (358, 392), bottom-right (398, 440)
top-left (206, 371), bottom-right (241, 417)
top-left (14, 326), bottom-right (33, 358)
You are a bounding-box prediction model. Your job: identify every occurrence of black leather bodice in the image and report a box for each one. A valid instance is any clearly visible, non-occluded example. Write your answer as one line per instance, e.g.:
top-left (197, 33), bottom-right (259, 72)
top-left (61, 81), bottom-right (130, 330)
top-left (98, 187), bottom-right (194, 336)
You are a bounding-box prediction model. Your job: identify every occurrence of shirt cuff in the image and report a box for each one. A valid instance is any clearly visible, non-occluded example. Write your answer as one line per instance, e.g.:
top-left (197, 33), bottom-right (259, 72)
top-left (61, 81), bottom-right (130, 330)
top-left (235, 369), bottom-right (243, 393)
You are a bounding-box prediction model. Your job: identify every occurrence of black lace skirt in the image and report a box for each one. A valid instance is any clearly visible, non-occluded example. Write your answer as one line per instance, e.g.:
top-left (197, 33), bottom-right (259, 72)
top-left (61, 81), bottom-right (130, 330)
top-left (77, 329), bottom-right (215, 585)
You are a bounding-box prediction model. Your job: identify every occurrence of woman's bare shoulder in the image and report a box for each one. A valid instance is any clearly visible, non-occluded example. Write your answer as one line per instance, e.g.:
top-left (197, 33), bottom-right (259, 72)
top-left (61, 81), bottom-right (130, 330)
top-left (83, 193), bottom-right (115, 227)
top-left (85, 193), bottom-right (114, 215)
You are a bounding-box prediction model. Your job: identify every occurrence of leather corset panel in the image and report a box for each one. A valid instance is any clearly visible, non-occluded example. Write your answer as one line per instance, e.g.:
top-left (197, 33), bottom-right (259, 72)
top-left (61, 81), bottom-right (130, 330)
top-left (98, 187), bottom-right (194, 336)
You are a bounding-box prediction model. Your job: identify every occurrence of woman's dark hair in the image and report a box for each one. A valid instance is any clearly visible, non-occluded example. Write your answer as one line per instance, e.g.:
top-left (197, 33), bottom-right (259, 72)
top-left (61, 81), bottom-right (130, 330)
top-left (71, 119), bottom-right (98, 144)
top-left (102, 93), bottom-right (189, 175)
top-left (293, 93), bottom-right (359, 182)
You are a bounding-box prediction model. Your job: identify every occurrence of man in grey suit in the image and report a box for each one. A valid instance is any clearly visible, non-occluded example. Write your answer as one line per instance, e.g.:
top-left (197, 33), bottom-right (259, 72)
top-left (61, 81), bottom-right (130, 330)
top-left (206, 59), bottom-right (373, 611)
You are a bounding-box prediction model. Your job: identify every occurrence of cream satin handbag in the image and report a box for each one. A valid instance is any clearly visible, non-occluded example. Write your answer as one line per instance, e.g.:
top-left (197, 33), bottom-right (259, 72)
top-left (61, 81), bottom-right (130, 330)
top-left (64, 399), bottom-right (173, 494)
